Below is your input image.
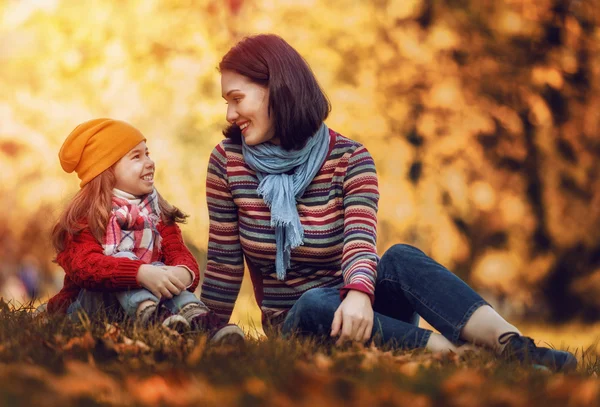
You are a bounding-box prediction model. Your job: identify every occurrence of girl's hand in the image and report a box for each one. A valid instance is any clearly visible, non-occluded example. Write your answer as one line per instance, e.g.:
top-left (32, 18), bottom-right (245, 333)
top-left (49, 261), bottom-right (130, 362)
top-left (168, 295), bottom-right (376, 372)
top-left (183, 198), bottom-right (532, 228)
top-left (161, 266), bottom-right (193, 287)
top-left (137, 264), bottom-right (186, 299)
top-left (330, 290), bottom-right (374, 345)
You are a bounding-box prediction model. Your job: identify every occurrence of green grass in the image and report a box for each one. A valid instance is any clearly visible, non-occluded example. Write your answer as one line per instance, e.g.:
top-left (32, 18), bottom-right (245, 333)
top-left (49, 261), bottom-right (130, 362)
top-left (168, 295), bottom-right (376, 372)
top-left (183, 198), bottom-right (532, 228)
top-left (0, 302), bottom-right (599, 407)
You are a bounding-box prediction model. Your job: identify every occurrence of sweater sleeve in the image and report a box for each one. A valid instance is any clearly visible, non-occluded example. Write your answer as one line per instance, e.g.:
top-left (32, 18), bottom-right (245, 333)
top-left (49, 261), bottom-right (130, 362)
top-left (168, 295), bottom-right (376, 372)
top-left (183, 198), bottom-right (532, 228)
top-left (200, 142), bottom-right (245, 323)
top-left (56, 228), bottom-right (144, 291)
top-left (158, 223), bottom-right (200, 292)
top-left (46, 275), bottom-right (82, 314)
top-left (339, 145), bottom-right (380, 304)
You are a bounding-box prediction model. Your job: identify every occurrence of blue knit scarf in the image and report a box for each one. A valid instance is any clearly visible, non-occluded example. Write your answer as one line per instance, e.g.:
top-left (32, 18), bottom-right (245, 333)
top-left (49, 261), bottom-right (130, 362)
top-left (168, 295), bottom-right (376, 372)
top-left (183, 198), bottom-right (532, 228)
top-left (242, 123), bottom-right (330, 280)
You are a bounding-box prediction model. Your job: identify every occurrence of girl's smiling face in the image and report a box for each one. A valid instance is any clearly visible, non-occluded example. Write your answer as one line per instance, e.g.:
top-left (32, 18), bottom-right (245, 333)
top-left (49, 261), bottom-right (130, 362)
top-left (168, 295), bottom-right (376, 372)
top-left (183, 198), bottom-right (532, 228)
top-left (221, 70), bottom-right (278, 146)
top-left (113, 141), bottom-right (155, 196)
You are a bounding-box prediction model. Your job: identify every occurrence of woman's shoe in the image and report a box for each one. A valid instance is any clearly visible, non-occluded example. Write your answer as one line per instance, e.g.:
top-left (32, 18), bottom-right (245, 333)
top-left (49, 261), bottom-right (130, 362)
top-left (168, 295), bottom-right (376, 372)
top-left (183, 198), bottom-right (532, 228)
top-left (209, 324), bottom-right (246, 346)
top-left (499, 332), bottom-right (577, 372)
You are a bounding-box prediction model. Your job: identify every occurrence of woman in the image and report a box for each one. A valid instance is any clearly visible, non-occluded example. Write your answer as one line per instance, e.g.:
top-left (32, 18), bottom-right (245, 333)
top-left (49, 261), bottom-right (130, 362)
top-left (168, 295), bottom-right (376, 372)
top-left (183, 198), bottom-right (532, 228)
top-left (201, 34), bottom-right (576, 371)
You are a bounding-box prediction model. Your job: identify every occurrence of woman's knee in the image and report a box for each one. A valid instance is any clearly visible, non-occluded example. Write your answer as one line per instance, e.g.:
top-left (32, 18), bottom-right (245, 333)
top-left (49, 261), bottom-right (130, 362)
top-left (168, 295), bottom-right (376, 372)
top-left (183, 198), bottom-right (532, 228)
top-left (379, 244), bottom-right (426, 281)
top-left (381, 244), bottom-right (423, 262)
top-left (282, 288), bottom-right (338, 336)
top-left (294, 288), bottom-right (337, 315)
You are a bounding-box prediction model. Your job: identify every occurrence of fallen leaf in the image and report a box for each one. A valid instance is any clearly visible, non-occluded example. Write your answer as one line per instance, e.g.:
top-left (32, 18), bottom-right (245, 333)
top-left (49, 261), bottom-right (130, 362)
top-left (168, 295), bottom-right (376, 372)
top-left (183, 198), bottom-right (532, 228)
top-left (570, 379), bottom-right (600, 406)
top-left (187, 335), bottom-right (207, 366)
top-left (244, 377), bottom-right (268, 396)
top-left (313, 352), bottom-right (333, 370)
top-left (398, 361), bottom-right (421, 377)
top-left (128, 375), bottom-right (171, 406)
top-left (62, 331), bottom-right (95, 352)
top-left (49, 361), bottom-right (128, 405)
top-left (103, 323), bottom-right (121, 342)
top-left (442, 369), bottom-right (485, 394)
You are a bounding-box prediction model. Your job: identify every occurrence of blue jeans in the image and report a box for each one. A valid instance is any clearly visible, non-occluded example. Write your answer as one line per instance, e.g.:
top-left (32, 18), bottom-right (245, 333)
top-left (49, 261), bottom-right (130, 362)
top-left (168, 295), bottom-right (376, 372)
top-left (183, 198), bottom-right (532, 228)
top-left (281, 244), bottom-right (489, 349)
top-left (67, 252), bottom-right (202, 319)
top-left (67, 289), bottom-right (202, 318)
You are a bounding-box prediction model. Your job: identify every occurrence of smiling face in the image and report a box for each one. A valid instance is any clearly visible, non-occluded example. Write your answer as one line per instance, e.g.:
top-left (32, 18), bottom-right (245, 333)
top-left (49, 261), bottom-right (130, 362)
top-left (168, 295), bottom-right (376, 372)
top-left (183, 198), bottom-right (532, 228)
top-left (113, 141), bottom-right (155, 196)
top-left (221, 70), bottom-right (278, 146)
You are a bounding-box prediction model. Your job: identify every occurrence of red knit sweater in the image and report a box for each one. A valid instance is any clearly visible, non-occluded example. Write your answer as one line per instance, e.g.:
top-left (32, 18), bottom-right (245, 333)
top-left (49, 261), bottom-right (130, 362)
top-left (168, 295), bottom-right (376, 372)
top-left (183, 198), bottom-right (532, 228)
top-left (47, 222), bottom-right (200, 314)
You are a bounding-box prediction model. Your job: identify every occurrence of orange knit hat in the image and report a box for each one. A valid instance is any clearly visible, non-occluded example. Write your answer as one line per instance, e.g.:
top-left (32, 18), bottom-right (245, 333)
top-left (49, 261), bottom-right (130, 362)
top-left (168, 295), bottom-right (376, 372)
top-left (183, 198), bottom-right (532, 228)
top-left (59, 118), bottom-right (146, 187)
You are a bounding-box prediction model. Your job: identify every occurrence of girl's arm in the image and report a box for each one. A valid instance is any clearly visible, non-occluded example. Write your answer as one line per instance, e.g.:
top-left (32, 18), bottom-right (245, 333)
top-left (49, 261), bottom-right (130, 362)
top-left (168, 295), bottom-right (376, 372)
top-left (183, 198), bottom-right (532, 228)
top-left (57, 228), bottom-right (144, 291)
top-left (200, 142), bottom-right (245, 324)
top-left (339, 144), bottom-right (380, 304)
top-left (157, 222), bottom-right (200, 291)
top-left (46, 275), bottom-right (83, 313)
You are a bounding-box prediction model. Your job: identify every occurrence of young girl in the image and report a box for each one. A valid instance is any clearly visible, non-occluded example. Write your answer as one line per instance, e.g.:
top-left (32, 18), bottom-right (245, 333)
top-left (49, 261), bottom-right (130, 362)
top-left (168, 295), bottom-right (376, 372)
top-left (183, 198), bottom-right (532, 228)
top-left (201, 34), bottom-right (577, 371)
top-left (47, 118), bottom-right (244, 342)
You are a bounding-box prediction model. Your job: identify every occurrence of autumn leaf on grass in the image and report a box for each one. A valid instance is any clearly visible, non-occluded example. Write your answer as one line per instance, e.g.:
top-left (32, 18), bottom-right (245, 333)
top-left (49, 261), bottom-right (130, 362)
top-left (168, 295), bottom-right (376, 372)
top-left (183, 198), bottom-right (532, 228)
top-left (244, 376), bottom-right (268, 397)
top-left (122, 335), bottom-right (151, 350)
top-left (487, 385), bottom-right (528, 407)
top-left (354, 343), bottom-right (378, 369)
top-left (42, 332), bottom-right (95, 361)
top-left (186, 335), bottom-right (208, 366)
top-left (0, 364), bottom-right (63, 404)
top-left (128, 375), bottom-right (171, 406)
top-left (359, 345), bottom-right (402, 370)
top-left (387, 351), bottom-right (434, 376)
top-left (126, 374), bottom-right (224, 406)
top-left (570, 379), bottom-right (600, 406)
top-left (442, 368), bottom-right (486, 407)
top-left (101, 323), bottom-right (150, 355)
top-left (355, 382), bottom-right (432, 407)
top-left (431, 350), bottom-right (460, 368)
top-left (312, 352), bottom-right (333, 370)
top-left (106, 336), bottom-right (151, 355)
top-left (103, 323), bottom-right (121, 342)
top-left (397, 361), bottom-right (422, 377)
top-left (360, 348), bottom-right (381, 370)
top-left (546, 376), bottom-right (600, 406)
top-left (294, 358), bottom-right (333, 396)
top-left (62, 331), bottom-right (95, 352)
top-left (442, 369), bottom-right (485, 393)
top-left (49, 361), bottom-right (129, 405)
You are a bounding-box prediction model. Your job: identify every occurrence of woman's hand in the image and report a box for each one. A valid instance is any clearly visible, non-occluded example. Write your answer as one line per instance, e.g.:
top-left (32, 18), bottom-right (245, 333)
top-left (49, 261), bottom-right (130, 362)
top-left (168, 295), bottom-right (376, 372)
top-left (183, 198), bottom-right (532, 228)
top-left (136, 264), bottom-right (186, 299)
top-left (330, 290), bottom-right (374, 345)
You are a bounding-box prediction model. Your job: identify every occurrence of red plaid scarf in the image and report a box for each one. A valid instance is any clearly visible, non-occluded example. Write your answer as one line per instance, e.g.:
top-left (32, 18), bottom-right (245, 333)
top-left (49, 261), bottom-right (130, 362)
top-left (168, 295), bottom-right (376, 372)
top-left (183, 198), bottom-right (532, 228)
top-left (103, 189), bottom-right (161, 263)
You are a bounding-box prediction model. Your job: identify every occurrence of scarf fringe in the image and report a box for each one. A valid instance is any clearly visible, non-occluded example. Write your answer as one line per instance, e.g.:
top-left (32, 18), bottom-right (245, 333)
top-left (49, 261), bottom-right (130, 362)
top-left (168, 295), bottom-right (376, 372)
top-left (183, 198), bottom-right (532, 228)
top-left (243, 124), bottom-right (330, 281)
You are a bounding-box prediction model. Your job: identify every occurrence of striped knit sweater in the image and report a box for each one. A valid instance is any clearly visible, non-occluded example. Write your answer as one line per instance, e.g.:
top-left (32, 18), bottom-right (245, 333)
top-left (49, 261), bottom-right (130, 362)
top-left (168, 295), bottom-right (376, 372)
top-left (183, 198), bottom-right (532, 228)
top-left (201, 129), bottom-right (380, 327)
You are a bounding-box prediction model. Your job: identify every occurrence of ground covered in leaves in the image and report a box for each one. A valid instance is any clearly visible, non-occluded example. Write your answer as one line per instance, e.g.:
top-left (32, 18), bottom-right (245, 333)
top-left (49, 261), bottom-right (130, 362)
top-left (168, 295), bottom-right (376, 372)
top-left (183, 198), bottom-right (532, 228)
top-left (1, 305), bottom-right (599, 407)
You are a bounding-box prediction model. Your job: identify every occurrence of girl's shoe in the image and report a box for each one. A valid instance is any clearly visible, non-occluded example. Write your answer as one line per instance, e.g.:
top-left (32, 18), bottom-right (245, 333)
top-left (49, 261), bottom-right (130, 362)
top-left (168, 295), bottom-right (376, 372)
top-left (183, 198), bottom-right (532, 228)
top-left (162, 314), bottom-right (191, 334)
top-left (139, 304), bottom-right (190, 334)
top-left (499, 332), bottom-right (577, 372)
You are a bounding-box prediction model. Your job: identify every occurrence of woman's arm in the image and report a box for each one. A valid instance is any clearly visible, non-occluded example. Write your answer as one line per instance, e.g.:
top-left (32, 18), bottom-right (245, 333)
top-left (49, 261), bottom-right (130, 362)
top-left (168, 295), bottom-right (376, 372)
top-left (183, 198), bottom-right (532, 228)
top-left (331, 144), bottom-right (380, 344)
top-left (339, 144), bottom-right (380, 303)
top-left (200, 142), bottom-right (245, 323)
top-left (56, 228), bottom-right (144, 291)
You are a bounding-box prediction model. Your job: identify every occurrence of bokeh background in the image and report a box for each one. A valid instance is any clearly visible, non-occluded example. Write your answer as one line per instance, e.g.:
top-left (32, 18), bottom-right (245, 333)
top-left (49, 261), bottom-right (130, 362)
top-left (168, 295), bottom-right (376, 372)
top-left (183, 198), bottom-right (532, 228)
top-left (1, 0), bottom-right (599, 338)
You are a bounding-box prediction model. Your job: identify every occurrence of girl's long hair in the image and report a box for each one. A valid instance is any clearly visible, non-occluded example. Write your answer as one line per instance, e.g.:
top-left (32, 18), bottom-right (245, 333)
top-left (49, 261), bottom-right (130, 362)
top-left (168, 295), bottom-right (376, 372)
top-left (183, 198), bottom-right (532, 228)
top-left (51, 167), bottom-right (187, 253)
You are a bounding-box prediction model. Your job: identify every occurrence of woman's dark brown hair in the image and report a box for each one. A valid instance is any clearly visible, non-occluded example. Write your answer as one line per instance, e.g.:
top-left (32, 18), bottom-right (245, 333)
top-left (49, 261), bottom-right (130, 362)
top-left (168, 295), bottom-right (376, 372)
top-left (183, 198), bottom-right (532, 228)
top-left (219, 34), bottom-right (331, 150)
